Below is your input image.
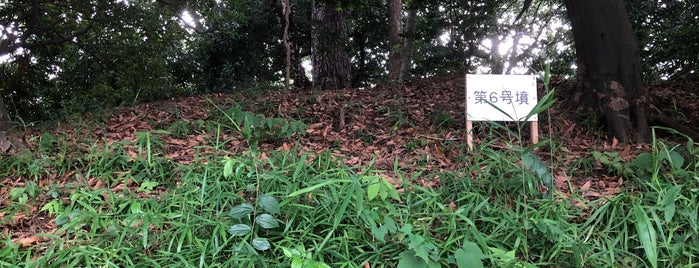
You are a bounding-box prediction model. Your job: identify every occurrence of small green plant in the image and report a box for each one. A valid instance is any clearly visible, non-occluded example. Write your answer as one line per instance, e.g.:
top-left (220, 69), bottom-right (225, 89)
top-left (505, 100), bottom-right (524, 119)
top-left (404, 137), bottom-right (427, 151)
top-left (362, 174), bottom-right (400, 201)
top-left (210, 102), bottom-right (307, 148)
top-left (167, 119), bottom-right (191, 139)
top-left (592, 151), bottom-right (630, 176)
top-left (377, 100), bottom-right (414, 132)
top-left (280, 245), bottom-right (331, 268)
top-left (429, 108), bottom-right (456, 130)
top-left (137, 180), bottom-right (159, 193)
top-left (133, 130), bottom-right (169, 165)
top-left (38, 132), bottom-right (58, 154)
top-left (9, 182), bottom-right (40, 205)
top-left (227, 194), bottom-right (281, 253)
top-left (354, 129), bottom-right (376, 144)
top-left (396, 224), bottom-right (441, 267)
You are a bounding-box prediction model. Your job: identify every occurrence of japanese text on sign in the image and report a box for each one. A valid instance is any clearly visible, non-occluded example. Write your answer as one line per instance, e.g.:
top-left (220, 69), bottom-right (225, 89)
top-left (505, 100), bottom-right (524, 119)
top-left (466, 74), bottom-right (537, 121)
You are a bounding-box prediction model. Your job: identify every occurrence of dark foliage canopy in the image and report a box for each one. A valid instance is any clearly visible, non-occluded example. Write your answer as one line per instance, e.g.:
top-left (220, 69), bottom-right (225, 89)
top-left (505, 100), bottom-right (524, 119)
top-left (0, 0), bottom-right (696, 122)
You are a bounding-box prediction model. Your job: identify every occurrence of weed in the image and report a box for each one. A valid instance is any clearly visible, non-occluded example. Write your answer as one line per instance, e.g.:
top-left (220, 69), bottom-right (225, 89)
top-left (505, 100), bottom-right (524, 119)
top-left (429, 108), bottom-right (457, 130)
top-left (354, 129), bottom-right (376, 144)
top-left (210, 102), bottom-right (307, 148)
top-left (167, 119), bottom-right (191, 139)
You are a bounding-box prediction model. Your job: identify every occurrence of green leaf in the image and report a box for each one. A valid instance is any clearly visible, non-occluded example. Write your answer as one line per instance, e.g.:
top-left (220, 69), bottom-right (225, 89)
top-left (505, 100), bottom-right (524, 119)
top-left (631, 153), bottom-right (654, 172)
top-left (397, 250), bottom-right (441, 268)
top-left (258, 195), bottom-right (280, 214)
top-left (287, 179), bottom-right (353, 197)
top-left (663, 185), bottom-right (681, 222)
top-left (55, 214), bottom-right (70, 226)
top-left (489, 247), bottom-right (517, 263)
top-left (382, 178), bottom-right (401, 201)
top-left (223, 157), bottom-right (236, 178)
top-left (385, 216), bottom-right (398, 231)
top-left (9, 187), bottom-right (24, 200)
top-left (454, 241), bottom-right (485, 268)
top-left (367, 181), bottom-right (380, 201)
top-left (281, 246), bottom-right (300, 258)
top-left (227, 224), bottom-right (252, 236)
top-left (667, 151), bottom-right (684, 170)
top-left (229, 203), bottom-right (254, 219)
top-left (412, 242), bottom-right (433, 263)
top-left (252, 238), bottom-right (271, 251)
top-left (633, 204), bottom-right (658, 268)
top-left (255, 214), bottom-right (279, 229)
top-left (291, 257), bottom-right (303, 268)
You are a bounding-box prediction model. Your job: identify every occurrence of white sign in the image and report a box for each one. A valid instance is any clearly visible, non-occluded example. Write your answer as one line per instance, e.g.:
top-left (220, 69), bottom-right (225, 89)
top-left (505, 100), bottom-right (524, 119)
top-left (466, 74), bottom-right (537, 121)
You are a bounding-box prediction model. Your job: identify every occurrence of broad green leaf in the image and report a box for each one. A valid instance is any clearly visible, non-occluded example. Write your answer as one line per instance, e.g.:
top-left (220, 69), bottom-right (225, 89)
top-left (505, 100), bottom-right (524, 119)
top-left (229, 203), bottom-right (254, 219)
top-left (489, 247), bottom-right (517, 263)
top-left (255, 214), bottom-right (279, 229)
top-left (663, 185), bottom-right (681, 222)
top-left (223, 157), bottom-right (236, 178)
top-left (252, 238), bottom-right (271, 251)
top-left (55, 214), bottom-right (70, 226)
top-left (367, 181), bottom-right (380, 201)
top-left (631, 153), bottom-right (654, 172)
top-left (397, 250), bottom-right (441, 268)
top-left (129, 201), bottom-right (143, 214)
top-left (667, 151), bottom-right (684, 170)
top-left (314, 262), bottom-right (332, 268)
top-left (281, 246), bottom-right (300, 258)
top-left (633, 204), bottom-right (658, 268)
top-left (397, 251), bottom-right (422, 268)
top-left (227, 224), bottom-right (251, 236)
top-left (9, 188), bottom-right (24, 200)
top-left (454, 241), bottom-right (485, 268)
top-left (371, 225), bottom-right (389, 243)
top-left (405, 234), bottom-right (435, 263)
top-left (291, 257), bottom-right (303, 268)
top-left (258, 195), bottom-right (280, 214)
top-left (382, 179), bottom-right (401, 201)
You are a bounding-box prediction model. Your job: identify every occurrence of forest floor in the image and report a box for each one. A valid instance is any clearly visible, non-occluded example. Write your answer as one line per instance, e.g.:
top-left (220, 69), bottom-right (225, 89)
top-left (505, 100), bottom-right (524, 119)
top-left (89, 75), bottom-right (698, 197)
top-left (2, 75), bottom-right (698, 249)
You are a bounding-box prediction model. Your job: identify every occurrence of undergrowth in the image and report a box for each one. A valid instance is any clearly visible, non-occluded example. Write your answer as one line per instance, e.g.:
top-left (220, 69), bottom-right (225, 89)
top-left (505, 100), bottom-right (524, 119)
top-left (1, 88), bottom-right (698, 267)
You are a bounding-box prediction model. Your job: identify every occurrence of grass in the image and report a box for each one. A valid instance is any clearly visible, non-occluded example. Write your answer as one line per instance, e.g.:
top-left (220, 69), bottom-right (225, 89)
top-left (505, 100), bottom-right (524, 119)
top-left (1, 94), bottom-right (699, 267)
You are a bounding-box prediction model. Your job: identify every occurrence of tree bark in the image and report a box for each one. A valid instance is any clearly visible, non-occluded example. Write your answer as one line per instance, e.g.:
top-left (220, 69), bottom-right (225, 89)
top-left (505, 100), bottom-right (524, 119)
top-left (565, 0), bottom-right (651, 143)
top-left (0, 96), bottom-right (11, 133)
top-left (400, 8), bottom-right (416, 81)
top-left (311, 1), bottom-right (351, 90)
top-left (387, 0), bottom-right (403, 82)
top-left (281, 0), bottom-right (292, 90)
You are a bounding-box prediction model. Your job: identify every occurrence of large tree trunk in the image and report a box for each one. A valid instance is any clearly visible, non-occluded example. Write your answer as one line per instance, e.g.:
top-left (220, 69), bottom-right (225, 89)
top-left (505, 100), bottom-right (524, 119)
top-left (387, 0), bottom-right (403, 82)
top-left (311, 1), bottom-right (351, 90)
top-left (400, 8), bottom-right (416, 81)
top-left (565, 0), bottom-right (651, 143)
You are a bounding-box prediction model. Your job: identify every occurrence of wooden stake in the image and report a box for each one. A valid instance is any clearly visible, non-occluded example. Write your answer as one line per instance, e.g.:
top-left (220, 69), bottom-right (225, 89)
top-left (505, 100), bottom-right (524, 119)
top-left (531, 121), bottom-right (539, 145)
top-left (466, 120), bottom-right (473, 150)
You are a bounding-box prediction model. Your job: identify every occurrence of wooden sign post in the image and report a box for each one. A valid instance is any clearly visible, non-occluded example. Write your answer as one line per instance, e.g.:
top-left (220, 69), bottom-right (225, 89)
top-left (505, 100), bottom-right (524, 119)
top-left (465, 74), bottom-right (538, 149)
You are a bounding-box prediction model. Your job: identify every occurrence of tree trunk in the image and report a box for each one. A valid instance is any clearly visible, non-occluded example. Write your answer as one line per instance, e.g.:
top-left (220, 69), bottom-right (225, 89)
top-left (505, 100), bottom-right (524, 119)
top-left (565, 0), bottom-right (651, 143)
top-left (281, 0), bottom-right (292, 90)
top-left (387, 0), bottom-right (403, 82)
top-left (0, 96), bottom-right (12, 153)
top-left (490, 36), bottom-right (504, 74)
top-left (0, 96), bottom-right (11, 132)
top-left (311, 1), bottom-right (351, 90)
top-left (400, 8), bottom-right (416, 81)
